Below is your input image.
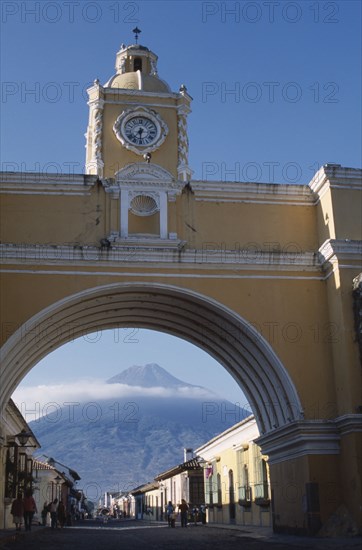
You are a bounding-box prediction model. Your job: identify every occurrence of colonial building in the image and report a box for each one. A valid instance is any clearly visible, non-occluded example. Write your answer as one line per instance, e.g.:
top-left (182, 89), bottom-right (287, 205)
top-left (32, 459), bottom-right (81, 525)
top-left (0, 33), bottom-right (361, 535)
top-left (153, 452), bottom-right (204, 522)
top-left (122, 420), bottom-right (270, 529)
top-left (1, 400), bottom-right (40, 529)
top-left (123, 450), bottom-right (204, 523)
top-left (196, 416), bottom-right (271, 528)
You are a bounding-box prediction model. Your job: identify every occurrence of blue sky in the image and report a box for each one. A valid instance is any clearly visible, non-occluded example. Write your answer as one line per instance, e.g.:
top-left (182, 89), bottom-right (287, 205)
top-left (2, 1), bottom-right (361, 409)
top-left (2, 0), bottom-right (361, 182)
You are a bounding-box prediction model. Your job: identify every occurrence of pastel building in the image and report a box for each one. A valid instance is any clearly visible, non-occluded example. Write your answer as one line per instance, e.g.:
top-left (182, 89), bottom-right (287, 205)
top-left (196, 416), bottom-right (271, 528)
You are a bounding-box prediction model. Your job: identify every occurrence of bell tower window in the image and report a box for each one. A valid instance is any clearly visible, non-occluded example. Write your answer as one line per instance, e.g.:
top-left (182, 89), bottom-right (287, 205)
top-left (134, 58), bottom-right (142, 72)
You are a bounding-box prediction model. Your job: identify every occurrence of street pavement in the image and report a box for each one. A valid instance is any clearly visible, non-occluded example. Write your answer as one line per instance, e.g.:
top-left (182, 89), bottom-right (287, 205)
top-left (0, 519), bottom-right (361, 549)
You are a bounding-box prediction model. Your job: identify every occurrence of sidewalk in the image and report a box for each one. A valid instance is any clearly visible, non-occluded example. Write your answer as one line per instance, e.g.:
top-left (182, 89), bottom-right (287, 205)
top-left (206, 522), bottom-right (362, 548)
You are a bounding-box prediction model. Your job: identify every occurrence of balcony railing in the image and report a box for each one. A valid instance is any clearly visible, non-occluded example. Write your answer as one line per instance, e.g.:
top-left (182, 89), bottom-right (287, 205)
top-left (205, 490), bottom-right (222, 507)
top-left (238, 485), bottom-right (251, 507)
top-left (254, 482), bottom-right (270, 506)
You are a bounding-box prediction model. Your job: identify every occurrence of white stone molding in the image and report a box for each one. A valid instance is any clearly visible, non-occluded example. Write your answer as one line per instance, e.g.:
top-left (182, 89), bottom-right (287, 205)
top-left (120, 188), bottom-right (129, 238)
top-left (0, 173), bottom-right (98, 196)
top-left (102, 164), bottom-right (185, 210)
top-left (177, 105), bottom-right (192, 182)
top-left (150, 58), bottom-right (158, 76)
top-left (256, 415), bottom-right (362, 464)
top-left (117, 56), bottom-right (126, 74)
top-left (119, 188), bottom-right (166, 238)
top-left (85, 80), bottom-right (105, 177)
top-left (309, 164), bottom-right (362, 202)
top-left (191, 180), bottom-right (315, 205)
top-left (2, 170), bottom-right (358, 207)
top-left (256, 421), bottom-right (340, 464)
top-left (318, 239), bottom-right (362, 271)
top-left (334, 414), bottom-right (362, 436)
top-left (115, 162), bottom-right (175, 184)
top-left (159, 192), bottom-right (168, 238)
top-left (103, 90), bottom-right (180, 101)
top-left (129, 193), bottom-right (160, 216)
top-left (113, 106), bottom-right (168, 156)
top-left (0, 243), bottom-right (321, 271)
top-left (108, 163), bottom-right (184, 240)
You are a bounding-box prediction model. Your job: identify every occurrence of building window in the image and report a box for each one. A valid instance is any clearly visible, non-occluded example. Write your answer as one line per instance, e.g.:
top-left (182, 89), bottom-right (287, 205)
top-left (205, 472), bottom-right (213, 505)
top-left (205, 462), bottom-right (221, 506)
top-left (229, 469), bottom-right (236, 520)
top-left (237, 449), bottom-right (251, 506)
top-left (134, 58), bottom-right (142, 71)
top-left (253, 446), bottom-right (270, 505)
top-left (216, 473), bottom-right (222, 506)
top-left (5, 446), bottom-right (18, 499)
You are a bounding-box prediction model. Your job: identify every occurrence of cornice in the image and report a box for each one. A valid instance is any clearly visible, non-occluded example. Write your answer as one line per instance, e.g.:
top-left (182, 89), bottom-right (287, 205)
top-left (0, 172), bottom-right (98, 196)
top-left (1, 168), bottom-right (360, 204)
top-left (195, 416), bottom-right (257, 456)
top-left (308, 164), bottom-right (362, 200)
top-left (191, 180), bottom-right (314, 205)
top-left (0, 243), bottom-right (320, 272)
top-left (318, 239), bottom-right (362, 269)
top-left (256, 414), bottom-right (362, 464)
top-left (105, 163), bottom-right (185, 197)
top-left (256, 421), bottom-right (340, 464)
top-left (103, 88), bottom-right (180, 100)
top-left (334, 414), bottom-right (362, 436)
top-left (104, 179), bottom-right (185, 197)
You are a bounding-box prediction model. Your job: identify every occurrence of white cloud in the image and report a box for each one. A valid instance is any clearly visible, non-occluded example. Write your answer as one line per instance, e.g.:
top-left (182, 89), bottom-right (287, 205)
top-left (11, 380), bottom-right (217, 420)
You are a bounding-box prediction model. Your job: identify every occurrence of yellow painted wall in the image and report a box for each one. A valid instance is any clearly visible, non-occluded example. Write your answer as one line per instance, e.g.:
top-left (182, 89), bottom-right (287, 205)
top-left (102, 95), bottom-right (179, 179)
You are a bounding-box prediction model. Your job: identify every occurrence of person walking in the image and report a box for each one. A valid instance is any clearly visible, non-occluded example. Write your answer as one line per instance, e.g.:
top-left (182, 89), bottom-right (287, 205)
top-left (178, 499), bottom-right (189, 528)
top-left (10, 493), bottom-right (24, 531)
top-left (165, 501), bottom-right (174, 527)
top-left (23, 489), bottom-right (37, 531)
top-left (50, 498), bottom-right (58, 529)
top-left (57, 500), bottom-right (66, 528)
top-left (41, 502), bottom-right (49, 526)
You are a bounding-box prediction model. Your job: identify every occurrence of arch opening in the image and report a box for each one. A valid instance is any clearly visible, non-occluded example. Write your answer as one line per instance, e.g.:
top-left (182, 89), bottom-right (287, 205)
top-left (0, 283), bottom-right (303, 435)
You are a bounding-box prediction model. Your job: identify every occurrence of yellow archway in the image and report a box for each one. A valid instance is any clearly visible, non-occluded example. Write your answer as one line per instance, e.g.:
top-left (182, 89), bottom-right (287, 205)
top-left (0, 282), bottom-right (303, 436)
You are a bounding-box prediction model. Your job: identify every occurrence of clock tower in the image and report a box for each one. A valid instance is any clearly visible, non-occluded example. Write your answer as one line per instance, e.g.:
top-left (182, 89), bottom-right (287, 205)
top-left (85, 34), bottom-right (192, 242)
top-left (85, 36), bottom-right (192, 182)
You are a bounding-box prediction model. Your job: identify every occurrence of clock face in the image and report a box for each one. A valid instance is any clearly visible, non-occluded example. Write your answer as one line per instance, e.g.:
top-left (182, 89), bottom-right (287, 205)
top-left (113, 107), bottom-right (168, 155)
top-left (123, 116), bottom-right (158, 146)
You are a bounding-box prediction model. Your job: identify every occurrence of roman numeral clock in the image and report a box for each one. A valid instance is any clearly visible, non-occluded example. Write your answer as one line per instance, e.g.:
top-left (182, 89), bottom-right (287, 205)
top-left (113, 106), bottom-right (168, 154)
top-left (85, 29), bottom-right (192, 245)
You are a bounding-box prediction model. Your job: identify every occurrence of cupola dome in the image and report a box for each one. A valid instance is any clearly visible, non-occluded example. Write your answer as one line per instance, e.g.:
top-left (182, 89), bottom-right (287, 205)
top-left (104, 43), bottom-right (171, 93)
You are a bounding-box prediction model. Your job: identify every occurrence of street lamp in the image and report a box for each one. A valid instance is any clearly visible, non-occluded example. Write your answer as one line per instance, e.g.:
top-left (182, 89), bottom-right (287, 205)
top-left (42, 456), bottom-right (81, 481)
top-left (3, 430), bottom-right (36, 448)
top-left (54, 475), bottom-right (62, 501)
top-left (15, 429), bottom-right (36, 448)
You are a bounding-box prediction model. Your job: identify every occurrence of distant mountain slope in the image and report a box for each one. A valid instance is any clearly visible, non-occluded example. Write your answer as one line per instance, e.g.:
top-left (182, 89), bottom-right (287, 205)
top-left (107, 363), bottom-right (197, 388)
top-left (30, 364), bottom-right (250, 495)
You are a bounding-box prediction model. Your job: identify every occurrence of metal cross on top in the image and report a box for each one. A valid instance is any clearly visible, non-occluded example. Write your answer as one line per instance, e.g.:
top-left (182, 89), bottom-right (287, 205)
top-left (133, 27), bottom-right (141, 44)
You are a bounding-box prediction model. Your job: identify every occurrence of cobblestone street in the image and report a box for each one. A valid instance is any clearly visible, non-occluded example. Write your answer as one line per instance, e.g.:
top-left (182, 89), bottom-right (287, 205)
top-left (1, 521), bottom-right (361, 550)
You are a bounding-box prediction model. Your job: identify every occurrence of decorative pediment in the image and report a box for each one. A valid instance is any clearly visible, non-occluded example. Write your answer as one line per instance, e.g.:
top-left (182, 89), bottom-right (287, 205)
top-left (115, 162), bottom-right (175, 183)
top-left (107, 163), bottom-right (185, 198)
